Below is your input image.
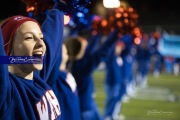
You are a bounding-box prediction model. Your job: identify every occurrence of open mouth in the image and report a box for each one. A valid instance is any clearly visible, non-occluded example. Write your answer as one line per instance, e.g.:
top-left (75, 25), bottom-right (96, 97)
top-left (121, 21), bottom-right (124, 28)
top-left (33, 51), bottom-right (43, 57)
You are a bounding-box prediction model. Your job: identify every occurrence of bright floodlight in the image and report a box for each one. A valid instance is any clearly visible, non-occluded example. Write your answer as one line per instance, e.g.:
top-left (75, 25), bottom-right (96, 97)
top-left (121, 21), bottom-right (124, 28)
top-left (103, 0), bottom-right (120, 8)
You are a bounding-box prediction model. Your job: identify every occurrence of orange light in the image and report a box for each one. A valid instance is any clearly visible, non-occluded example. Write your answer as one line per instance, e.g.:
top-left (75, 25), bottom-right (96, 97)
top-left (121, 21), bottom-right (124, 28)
top-left (133, 27), bottom-right (142, 37)
top-left (64, 15), bottom-right (70, 25)
top-left (123, 13), bottom-right (128, 17)
top-left (128, 7), bottom-right (134, 12)
top-left (116, 13), bottom-right (122, 18)
top-left (134, 37), bottom-right (141, 45)
top-left (124, 19), bottom-right (129, 23)
top-left (101, 20), bottom-right (107, 27)
top-left (119, 7), bottom-right (124, 12)
top-left (117, 21), bottom-right (122, 27)
top-left (26, 6), bottom-right (35, 12)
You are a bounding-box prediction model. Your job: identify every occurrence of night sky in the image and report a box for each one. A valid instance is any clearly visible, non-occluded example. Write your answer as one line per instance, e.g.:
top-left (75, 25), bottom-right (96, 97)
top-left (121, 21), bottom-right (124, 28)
top-left (130, 0), bottom-right (180, 33)
top-left (0, 0), bottom-right (27, 20)
top-left (127, 0), bottom-right (180, 25)
top-left (1, 0), bottom-right (180, 33)
top-left (88, 0), bottom-right (180, 33)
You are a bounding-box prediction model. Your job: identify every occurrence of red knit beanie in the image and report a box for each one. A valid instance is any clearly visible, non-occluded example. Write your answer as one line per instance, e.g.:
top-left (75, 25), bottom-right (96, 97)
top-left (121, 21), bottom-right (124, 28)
top-left (1, 16), bottom-right (40, 55)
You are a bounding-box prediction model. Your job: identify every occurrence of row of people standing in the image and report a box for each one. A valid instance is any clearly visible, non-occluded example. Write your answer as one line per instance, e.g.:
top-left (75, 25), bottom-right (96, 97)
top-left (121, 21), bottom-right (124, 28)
top-left (102, 31), bottom-right (164, 119)
top-left (60, 22), bottom-right (180, 120)
top-left (61, 30), bottom-right (156, 120)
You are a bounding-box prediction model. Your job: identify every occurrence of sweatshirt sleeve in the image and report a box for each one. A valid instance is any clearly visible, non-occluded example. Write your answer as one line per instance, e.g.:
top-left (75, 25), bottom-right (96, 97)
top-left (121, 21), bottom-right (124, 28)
top-left (38, 9), bottom-right (64, 82)
top-left (80, 30), bottom-right (119, 73)
top-left (84, 34), bottom-right (102, 56)
top-left (0, 28), bottom-right (10, 108)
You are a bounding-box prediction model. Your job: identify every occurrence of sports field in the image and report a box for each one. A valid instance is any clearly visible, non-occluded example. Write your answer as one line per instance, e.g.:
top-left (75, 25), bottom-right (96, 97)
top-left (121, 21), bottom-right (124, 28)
top-left (93, 70), bottom-right (180, 120)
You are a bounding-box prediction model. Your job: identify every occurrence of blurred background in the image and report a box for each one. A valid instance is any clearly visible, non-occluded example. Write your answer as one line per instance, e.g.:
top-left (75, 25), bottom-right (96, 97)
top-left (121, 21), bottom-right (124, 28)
top-left (1, 0), bottom-right (180, 33)
top-left (1, 0), bottom-right (180, 120)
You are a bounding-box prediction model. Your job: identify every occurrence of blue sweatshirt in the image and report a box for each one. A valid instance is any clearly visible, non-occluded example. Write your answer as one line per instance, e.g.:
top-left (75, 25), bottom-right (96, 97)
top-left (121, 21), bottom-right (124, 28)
top-left (47, 38), bottom-right (81, 120)
top-left (48, 70), bottom-right (81, 120)
top-left (0, 9), bottom-right (63, 120)
top-left (121, 34), bottom-right (134, 57)
top-left (70, 30), bottom-right (119, 111)
top-left (36, 9), bottom-right (64, 82)
top-left (135, 40), bottom-right (151, 61)
top-left (104, 44), bottom-right (123, 86)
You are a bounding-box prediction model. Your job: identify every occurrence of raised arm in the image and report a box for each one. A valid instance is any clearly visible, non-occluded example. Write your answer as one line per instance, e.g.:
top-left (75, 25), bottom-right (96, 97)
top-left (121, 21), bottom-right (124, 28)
top-left (79, 30), bottom-right (119, 73)
top-left (0, 28), bottom-right (10, 108)
top-left (40, 0), bottom-right (90, 81)
top-left (84, 34), bottom-right (102, 56)
top-left (38, 4), bottom-right (64, 82)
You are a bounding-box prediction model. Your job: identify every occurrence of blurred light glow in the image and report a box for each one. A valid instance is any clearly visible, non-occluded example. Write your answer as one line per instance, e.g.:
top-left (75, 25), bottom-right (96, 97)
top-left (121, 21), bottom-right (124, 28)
top-left (123, 13), bottom-right (128, 17)
top-left (26, 6), bottom-right (34, 12)
top-left (134, 27), bottom-right (142, 37)
top-left (124, 19), bottom-right (129, 23)
top-left (103, 0), bottom-right (120, 8)
top-left (83, 8), bottom-right (89, 13)
top-left (116, 13), bottom-right (122, 18)
top-left (128, 7), bottom-right (134, 12)
top-left (69, 20), bottom-right (74, 26)
top-left (134, 37), bottom-right (141, 45)
top-left (93, 15), bottom-right (101, 21)
top-left (77, 12), bottom-right (84, 17)
top-left (64, 15), bottom-right (70, 25)
top-left (118, 7), bottom-right (124, 12)
top-left (101, 20), bottom-right (107, 27)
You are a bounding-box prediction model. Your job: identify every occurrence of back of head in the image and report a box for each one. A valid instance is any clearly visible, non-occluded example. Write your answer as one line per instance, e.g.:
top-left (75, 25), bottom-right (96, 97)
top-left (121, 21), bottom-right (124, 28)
top-left (64, 36), bottom-right (82, 61)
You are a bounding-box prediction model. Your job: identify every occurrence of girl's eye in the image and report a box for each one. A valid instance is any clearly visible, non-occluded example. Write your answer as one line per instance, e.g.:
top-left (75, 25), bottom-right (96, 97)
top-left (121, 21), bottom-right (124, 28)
top-left (25, 37), bottom-right (33, 40)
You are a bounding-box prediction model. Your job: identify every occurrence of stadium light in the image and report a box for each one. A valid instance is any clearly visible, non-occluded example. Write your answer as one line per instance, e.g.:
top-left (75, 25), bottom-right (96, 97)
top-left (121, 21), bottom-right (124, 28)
top-left (103, 0), bottom-right (120, 8)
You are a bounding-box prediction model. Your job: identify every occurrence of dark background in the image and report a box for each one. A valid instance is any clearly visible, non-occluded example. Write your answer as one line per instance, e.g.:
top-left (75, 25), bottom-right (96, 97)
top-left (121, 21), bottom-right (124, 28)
top-left (1, 0), bottom-right (180, 33)
top-left (88, 0), bottom-right (180, 33)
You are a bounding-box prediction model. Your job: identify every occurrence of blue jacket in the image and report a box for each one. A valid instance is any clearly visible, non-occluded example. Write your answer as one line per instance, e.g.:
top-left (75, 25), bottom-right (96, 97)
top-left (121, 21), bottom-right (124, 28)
top-left (47, 36), bottom-right (81, 120)
top-left (48, 70), bottom-right (81, 120)
top-left (105, 44), bottom-right (123, 86)
top-left (121, 34), bottom-right (134, 57)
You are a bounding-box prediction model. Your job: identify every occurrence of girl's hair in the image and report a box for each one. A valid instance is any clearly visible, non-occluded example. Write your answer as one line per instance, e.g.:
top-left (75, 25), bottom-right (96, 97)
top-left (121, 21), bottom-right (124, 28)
top-left (64, 36), bottom-right (82, 71)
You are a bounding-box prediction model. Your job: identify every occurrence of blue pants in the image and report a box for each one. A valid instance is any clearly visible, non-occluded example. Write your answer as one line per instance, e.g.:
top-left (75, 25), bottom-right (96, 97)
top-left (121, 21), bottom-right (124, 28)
top-left (81, 99), bottom-right (102, 120)
top-left (137, 60), bottom-right (150, 77)
top-left (103, 83), bottom-right (126, 119)
top-left (122, 55), bottom-right (134, 84)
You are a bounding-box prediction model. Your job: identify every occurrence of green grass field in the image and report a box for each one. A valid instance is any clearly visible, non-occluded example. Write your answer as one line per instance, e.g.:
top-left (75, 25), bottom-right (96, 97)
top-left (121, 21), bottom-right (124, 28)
top-left (93, 70), bottom-right (180, 120)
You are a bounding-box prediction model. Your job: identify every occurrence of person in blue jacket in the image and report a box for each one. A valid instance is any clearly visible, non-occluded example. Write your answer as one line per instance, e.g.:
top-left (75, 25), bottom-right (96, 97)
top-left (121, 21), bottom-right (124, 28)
top-left (135, 33), bottom-right (152, 87)
top-left (0, 0), bottom-right (77, 119)
top-left (149, 31), bottom-right (163, 77)
top-left (47, 44), bottom-right (81, 120)
top-left (120, 34), bottom-right (136, 98)
top-left (103, 40), bottom-right (126, 120)
top-left (64, 30), bottom-right (119, 120)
